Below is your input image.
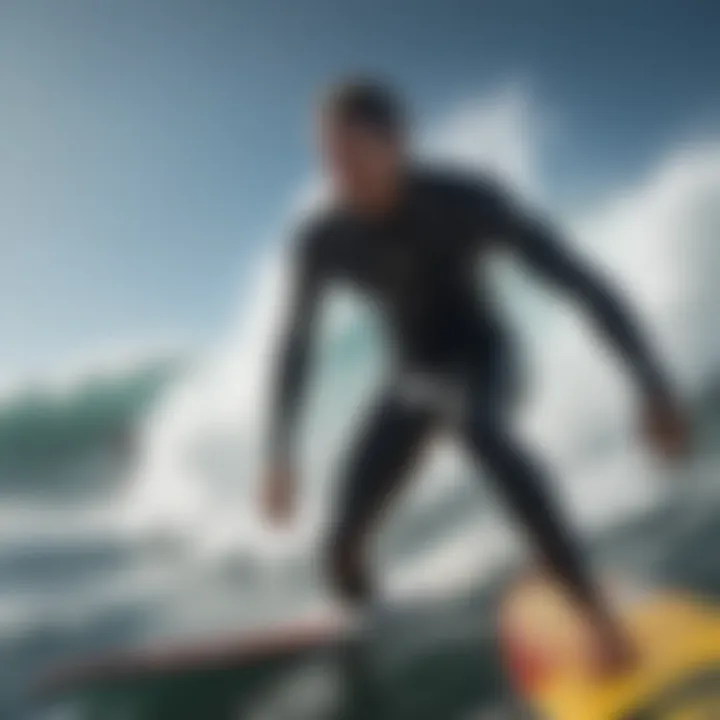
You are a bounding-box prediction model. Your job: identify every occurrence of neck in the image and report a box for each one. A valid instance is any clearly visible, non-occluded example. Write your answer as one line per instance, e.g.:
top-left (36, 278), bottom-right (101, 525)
top-left (354, 165), bottom-right (409, 219)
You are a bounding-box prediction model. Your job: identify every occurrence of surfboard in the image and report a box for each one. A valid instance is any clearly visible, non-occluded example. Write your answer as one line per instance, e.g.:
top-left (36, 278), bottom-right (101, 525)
top-left (36, 611), bottom-right (355, 719)
top-left (35, 595), bottom-right (495, 720)
top-left (499, 574), bottom-right (720, 719)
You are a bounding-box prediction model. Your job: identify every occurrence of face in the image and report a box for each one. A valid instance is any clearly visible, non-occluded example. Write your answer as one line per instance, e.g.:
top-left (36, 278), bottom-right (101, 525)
top-left (319, 113), bottom-right (404, 213)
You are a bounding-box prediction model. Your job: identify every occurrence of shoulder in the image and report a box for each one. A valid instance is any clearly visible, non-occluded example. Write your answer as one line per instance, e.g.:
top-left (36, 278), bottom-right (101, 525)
top-left (410, 164), bottom-right (525, 241)
top-left (409, 164), bottom-right (507, 211)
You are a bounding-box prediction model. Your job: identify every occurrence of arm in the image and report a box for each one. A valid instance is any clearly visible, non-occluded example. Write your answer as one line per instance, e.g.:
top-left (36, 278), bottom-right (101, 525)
top-left (506, 212), bottom-right (669, 400)
top-left (473, 181), bottom-right (670, 400)
top-left (502, 206), bottom-right (692, 457)
top-left (267, 233), bottom-right (324, 467)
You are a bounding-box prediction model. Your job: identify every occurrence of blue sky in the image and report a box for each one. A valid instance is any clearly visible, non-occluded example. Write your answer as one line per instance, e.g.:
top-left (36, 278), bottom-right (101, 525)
top-left (1, 0), bottom-right (718, 375)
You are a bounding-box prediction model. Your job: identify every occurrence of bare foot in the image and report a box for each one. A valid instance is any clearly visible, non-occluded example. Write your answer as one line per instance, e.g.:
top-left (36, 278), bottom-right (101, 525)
top-left (589, 627), bottom-right (637, 677)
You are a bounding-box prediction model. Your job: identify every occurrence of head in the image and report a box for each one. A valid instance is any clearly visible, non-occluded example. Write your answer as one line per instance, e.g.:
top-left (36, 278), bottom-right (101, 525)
top-left (318, 78), bottom-right (408, 214)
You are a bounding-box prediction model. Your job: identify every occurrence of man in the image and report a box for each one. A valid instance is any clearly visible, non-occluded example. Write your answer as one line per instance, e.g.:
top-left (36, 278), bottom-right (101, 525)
top-left (261, 79), bottom-right (687, 671)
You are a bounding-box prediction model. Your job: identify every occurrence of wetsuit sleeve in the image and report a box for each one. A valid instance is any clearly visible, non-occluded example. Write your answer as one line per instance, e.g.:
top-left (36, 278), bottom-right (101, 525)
top-left (267, 228), bottom-right (325, 464)
top-left (486, 192), bottom-right (671, 399)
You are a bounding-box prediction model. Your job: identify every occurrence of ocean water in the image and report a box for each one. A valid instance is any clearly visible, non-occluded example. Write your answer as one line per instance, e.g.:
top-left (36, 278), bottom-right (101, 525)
top-left (0, 351), bottom-right (718, 720)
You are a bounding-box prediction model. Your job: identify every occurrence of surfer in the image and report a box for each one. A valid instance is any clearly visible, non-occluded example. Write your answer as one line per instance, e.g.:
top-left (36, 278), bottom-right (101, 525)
top-left (261, 79), bottom-right (688, 672)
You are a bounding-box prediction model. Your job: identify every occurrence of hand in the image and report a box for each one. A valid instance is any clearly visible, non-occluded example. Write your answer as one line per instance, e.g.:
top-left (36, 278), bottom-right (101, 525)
top-left (642, 395), bottom-right (690, 460)
top-left (261, 461), bottom-right (297, 527)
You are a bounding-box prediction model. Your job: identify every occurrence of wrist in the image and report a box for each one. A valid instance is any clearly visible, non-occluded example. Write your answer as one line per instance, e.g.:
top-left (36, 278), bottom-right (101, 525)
top-left (269, 447), bottom-right (293, 473)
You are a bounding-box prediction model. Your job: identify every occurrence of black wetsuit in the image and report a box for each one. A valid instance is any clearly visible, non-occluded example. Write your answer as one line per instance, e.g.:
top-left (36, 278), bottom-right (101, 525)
top-left (269, 166), bottom-right (668, 604)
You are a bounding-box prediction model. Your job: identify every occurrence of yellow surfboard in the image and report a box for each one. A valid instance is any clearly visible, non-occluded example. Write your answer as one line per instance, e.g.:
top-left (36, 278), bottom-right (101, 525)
top-left (499, 576), bottom-right (720, 719)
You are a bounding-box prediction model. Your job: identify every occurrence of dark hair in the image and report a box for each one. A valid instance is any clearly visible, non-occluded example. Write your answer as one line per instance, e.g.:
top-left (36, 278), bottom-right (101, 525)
top-left (322, 77), bottom-right (407, 139)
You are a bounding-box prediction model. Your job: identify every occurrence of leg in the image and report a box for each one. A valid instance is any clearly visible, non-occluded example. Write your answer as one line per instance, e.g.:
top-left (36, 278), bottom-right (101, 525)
top-left (465, 420), bottom-right (600, 609)
top-left (461, 366), bottom-right (633, 670)
top-left (327, 392), bottom-right (435, 606)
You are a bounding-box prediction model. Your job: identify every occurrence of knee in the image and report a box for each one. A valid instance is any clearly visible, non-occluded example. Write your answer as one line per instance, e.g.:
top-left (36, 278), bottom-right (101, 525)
top-left (325, 528), bottom-right (369, 605)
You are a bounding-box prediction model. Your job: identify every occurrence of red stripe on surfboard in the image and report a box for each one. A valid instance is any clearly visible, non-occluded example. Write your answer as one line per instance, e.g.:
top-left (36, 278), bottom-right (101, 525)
top-left (38, 615), bottom-right (351, 698)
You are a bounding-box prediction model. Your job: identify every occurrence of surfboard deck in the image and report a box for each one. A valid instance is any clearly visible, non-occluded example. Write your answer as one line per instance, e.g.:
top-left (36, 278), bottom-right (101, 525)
top-left (499, 575), bottom-right (720, 719)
